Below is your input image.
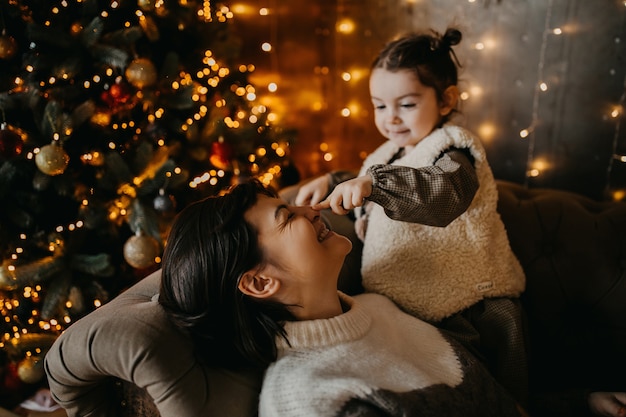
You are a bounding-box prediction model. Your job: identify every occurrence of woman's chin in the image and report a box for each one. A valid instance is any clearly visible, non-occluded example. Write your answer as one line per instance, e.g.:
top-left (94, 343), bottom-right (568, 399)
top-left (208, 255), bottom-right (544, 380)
top-left (329, 231), bottom-right (353, 254)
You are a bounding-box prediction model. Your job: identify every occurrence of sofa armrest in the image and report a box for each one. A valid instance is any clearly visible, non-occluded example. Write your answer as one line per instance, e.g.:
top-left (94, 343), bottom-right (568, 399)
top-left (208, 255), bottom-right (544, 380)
top-left (44, 270), bottom-right (262, 417)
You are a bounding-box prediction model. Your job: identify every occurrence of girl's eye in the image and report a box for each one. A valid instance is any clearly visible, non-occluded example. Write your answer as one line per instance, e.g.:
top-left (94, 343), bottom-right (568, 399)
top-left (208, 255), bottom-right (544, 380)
top-left (401, 103), bottom-right (416, 108)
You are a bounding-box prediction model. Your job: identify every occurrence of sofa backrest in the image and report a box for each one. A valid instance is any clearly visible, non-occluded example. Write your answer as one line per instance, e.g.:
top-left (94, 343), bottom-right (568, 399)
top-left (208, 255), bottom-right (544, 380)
top-left (495, 180), bottom-right (626, 393)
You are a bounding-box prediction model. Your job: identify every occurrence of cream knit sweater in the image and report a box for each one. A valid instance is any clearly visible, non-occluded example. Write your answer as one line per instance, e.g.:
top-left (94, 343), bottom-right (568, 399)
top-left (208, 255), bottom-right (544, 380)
top-left (359, 124), bottom-right (525, 322)
top-left (258, 292), bottom-right (521, 417)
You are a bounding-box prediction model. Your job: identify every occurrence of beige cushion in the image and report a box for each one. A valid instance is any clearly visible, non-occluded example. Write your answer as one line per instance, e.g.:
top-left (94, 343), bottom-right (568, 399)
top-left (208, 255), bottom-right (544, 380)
top-left (44, 270), bottom-right (262, 417)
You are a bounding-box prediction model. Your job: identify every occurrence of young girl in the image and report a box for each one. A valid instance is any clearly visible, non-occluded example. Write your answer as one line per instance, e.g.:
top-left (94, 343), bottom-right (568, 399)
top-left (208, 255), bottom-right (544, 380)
top-left (158, 179), bottom-right (525, 417)
top-left (295, 28), bottom-right (528, 405)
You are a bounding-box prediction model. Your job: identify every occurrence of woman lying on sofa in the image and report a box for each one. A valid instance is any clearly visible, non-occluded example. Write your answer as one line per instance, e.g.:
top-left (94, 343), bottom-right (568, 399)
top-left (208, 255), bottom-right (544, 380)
top-left (157, 178), bottom-right (525, 416)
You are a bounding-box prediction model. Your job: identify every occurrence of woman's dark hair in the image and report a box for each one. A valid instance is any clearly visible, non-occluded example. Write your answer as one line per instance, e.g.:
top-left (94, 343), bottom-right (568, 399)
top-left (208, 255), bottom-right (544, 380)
top-left (373, 27), bottom-right (462, 123)
top-left (158, 178), bottom-right (294, 369)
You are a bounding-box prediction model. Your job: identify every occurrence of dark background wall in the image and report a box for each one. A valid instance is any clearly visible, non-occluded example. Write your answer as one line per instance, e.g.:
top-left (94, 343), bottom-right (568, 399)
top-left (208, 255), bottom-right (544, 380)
top-left (232, 0), bottom-right (626, 200)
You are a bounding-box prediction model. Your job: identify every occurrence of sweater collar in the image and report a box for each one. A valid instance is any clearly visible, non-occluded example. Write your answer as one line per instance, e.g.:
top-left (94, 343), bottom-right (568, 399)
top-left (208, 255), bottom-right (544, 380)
top-left (276, 292), bottom-right (372, 351)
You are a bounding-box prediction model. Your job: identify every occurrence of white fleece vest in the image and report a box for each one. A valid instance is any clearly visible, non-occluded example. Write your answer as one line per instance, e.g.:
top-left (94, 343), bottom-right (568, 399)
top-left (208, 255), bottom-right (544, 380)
top-left (359, 124), bottom-right (525, 322)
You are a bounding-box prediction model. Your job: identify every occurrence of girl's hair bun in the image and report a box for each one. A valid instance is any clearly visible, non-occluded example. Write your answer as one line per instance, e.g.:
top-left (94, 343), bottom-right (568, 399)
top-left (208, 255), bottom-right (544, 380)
top-left (442, 28), bottom-right (462, 47)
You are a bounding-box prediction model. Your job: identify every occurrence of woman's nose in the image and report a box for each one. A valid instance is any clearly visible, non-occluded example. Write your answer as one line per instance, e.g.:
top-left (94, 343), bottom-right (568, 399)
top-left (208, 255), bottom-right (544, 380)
top-left (294, 205), bottom-right (319, 222)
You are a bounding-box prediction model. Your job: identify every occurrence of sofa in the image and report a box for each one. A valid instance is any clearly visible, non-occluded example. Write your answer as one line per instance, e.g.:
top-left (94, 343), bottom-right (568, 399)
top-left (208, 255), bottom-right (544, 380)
top-left (43, 180), bottom-right (626, 417)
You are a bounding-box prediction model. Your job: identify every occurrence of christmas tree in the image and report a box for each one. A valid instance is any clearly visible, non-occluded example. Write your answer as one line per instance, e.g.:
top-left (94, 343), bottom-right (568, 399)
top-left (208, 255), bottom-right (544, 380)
top-left (0, 0), bottom-right (297, 407)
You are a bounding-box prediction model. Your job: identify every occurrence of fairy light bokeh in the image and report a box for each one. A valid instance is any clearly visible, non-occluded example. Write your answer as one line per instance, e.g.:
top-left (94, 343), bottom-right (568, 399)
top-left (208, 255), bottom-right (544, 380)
top-left (232, 0), bottom-right (626, 201)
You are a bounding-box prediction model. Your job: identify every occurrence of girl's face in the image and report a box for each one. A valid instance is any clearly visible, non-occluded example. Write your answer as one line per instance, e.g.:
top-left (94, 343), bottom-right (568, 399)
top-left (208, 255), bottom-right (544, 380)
top-left (369, 68), bottom-right (452, 148)
top-left (243, 195), bottom-right (352, 319)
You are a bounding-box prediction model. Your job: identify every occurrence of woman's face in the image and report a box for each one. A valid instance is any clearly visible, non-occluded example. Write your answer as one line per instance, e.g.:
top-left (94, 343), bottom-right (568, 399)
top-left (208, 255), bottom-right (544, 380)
top-left (370, 68), bottom-right (448, 148)
top-left (244, 194), bottom-right (352, 317)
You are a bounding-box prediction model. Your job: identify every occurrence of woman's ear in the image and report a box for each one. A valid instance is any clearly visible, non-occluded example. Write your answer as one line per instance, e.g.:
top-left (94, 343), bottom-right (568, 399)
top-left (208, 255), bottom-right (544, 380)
top-left (439, 85), bottom-right (459, 117)
top-left (238, 271), bottom-right (280, 299)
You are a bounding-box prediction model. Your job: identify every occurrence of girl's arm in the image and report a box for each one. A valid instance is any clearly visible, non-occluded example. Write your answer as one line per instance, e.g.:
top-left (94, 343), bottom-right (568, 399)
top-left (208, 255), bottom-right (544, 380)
top-left (367, 147), bottom-right (479, 226)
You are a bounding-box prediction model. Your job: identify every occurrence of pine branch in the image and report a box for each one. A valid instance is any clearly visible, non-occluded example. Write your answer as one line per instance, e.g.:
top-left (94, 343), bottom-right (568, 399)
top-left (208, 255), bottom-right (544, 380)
top-left (103, 151), bottom-right (134, 186)
top-left (101, 26), bottom-right (144, 46)
top-left (41, 100), bottom-right (62, 139)
top-left (128, 199), bottom-right (161, 243)
top-left (41, 271), bottom-right (71, 320)
top-left (0, 256), bottom-right (65, 291)
top-left (69, 253), bottom-right (115, 277)
top-left (91, 44), bottom-right (129, 69)
top-left (71, 100), bottom-right (96, 127)
top-left (26, 22), bottom-right (75, 49)
top-left (0, 161), bottom-right (17, 198)
top-left (79, 17), bottom-right (104, 47)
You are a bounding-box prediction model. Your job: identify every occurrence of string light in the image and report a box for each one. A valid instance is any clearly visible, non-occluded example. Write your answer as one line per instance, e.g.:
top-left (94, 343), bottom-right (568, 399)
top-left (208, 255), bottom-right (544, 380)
top-left (605, 73), bottom-right (626, 199)
top-left (0, 1), bottom-right (293, 366)
top-left (523, 0), bottom-right (554, 184)
top-left (312, 1), bottom-right (624, 199)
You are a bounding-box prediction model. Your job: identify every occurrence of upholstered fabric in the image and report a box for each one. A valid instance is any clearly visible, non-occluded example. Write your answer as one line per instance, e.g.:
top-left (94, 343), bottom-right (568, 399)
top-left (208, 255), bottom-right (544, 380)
top-left (44, 270), bottom-right (262, 417)
top-left (496, 181), bottom-right (626, 412)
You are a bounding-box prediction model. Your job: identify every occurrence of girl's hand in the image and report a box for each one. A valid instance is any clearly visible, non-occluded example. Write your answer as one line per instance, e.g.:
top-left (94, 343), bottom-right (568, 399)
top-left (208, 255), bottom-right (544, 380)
top-left (588, 392), bottom-right (626, 417)
top-left (295, 175), bottom-right (330, 206)
top-left (314, 175), bottom-right (373, 215)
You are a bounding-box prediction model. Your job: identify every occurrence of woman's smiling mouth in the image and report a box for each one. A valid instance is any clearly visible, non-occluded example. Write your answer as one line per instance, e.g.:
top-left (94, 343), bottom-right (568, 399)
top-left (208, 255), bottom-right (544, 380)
top-left (317, 223), bottom-right (330, 242)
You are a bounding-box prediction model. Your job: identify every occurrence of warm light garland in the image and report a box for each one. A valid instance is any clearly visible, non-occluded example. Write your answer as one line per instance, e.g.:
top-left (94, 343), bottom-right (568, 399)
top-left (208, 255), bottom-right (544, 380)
top-left (0, 0), bottom-right (292, 381)
top-left (332, 0), bottom-right (626, 198)
top-left (522, 0), bottom-right (554, 185)
top-left (606, 73), bottom-right (626, 199)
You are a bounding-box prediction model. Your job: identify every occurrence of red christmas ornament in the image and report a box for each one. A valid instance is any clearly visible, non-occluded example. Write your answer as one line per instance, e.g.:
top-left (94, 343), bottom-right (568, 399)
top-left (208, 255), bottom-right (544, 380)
top-left (101, 83), bottom-right (131, 108)
top-left (0, 34), bottom-right (17, 60)
top-left (100, 90), bottom-right (112, 106)
top-left (0, 123), bottom-right (24, 158)
top-left (2, 362), bottom-right (24, 392)
top-left (109, 82), bottom-right (130, 104)
top-left (210, 137), bottom-right (233, 169)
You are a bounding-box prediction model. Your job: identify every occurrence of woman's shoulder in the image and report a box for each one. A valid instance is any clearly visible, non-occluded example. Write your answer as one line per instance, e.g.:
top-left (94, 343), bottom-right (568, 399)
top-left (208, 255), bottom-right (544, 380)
top-left (353, 293), bottom-right (432, 327)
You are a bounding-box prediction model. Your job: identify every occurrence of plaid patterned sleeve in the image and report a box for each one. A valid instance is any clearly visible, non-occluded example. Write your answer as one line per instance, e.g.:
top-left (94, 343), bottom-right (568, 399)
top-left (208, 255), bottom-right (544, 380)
top-left (366, 148), bottom-right (479, 227)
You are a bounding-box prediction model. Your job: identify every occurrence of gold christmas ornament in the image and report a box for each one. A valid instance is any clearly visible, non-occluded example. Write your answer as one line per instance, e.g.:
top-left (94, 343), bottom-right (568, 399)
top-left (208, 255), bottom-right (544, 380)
top-left (0, 34), bottom-right (17, 60)
top-left (137, 0), bottom-right (155, 11)
top-left (123, 232), bottom-right (160, 269)
top-left (125, 58), bottom-right (158, 89)
top-left (35, 143), bottom-right (70, 176)
top-left (130, 0), bottom-right (168, 18)
top-left (17, 355), bottom-right (45, 384)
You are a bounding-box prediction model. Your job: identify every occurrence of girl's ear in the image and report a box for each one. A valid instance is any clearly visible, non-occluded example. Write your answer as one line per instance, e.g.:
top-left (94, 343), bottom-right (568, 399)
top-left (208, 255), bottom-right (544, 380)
top-left (238, 271), bottom-right (280, 299)
top-left (439, 85), bottom-right (459, 117)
